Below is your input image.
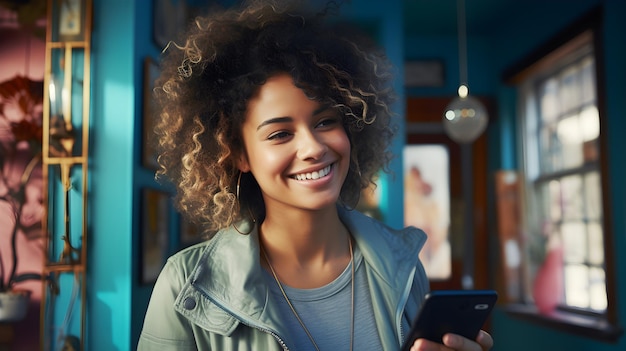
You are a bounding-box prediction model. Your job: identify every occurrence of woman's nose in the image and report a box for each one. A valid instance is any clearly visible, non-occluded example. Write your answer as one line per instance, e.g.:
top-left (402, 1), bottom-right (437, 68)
top-left (296, 131), bottom-right (327, 160)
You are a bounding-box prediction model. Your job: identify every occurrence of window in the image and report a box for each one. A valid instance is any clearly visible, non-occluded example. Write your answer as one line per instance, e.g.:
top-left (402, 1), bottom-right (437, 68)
top-left (511, 29), bottom-right (620, 340)
top-left (520, 44), bottom-right (606, 310)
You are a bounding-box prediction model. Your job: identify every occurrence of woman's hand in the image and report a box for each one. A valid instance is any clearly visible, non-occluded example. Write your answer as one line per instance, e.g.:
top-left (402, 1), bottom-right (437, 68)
top-left (409, 330), bottom-right (493, 351)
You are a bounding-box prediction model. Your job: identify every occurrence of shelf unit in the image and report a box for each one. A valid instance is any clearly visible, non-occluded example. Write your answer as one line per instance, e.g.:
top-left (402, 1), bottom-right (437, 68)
top-left (40, 0), bottom-right (92, 350)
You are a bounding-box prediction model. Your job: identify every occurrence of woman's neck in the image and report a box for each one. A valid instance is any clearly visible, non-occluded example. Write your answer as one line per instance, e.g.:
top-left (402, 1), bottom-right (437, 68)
top-left (259, 206), bottom-right (351, 288)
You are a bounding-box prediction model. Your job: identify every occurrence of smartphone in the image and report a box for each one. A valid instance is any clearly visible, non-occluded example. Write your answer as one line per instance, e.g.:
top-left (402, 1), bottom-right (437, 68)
top-left (401, 289), bottom-right (498, 351)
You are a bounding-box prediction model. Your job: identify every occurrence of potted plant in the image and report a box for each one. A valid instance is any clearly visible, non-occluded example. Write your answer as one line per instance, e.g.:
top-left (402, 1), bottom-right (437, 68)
top-left (0, 75), bottom-right (45, 322)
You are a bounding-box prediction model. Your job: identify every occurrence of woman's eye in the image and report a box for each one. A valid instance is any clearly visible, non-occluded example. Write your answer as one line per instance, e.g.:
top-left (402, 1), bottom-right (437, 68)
top-left (317, 116), bottom-right (340, 128)
top-left (267, 131), bottom-right (291, 140)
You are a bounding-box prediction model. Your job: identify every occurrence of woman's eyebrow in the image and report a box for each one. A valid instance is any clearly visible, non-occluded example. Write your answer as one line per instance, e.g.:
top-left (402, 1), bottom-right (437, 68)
top-left (256, 116), bottom-right (292, 131)
top-left (255, 106), bottom-right (332, 131)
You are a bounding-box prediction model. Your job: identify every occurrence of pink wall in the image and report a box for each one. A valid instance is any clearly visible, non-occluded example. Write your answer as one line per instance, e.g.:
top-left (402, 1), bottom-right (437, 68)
top-left (0, 5), bottom-right (46, 350)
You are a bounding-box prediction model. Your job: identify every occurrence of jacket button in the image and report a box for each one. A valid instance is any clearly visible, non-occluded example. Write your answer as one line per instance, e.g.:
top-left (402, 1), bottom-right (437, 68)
top-left (183, 297), bottom-right (197, 310)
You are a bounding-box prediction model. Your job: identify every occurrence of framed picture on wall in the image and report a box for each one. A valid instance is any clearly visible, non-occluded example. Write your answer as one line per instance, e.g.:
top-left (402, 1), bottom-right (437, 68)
top-left (140, 188), bottom-right (170, 284)
top-left (55, 0), bottom-right (86, 42)
top-left (403, 143), bottom-right (452, 280)
top-left (405, 97), bottom-right (491, 291)
top-left (142, 57), bottom-right (160, 170)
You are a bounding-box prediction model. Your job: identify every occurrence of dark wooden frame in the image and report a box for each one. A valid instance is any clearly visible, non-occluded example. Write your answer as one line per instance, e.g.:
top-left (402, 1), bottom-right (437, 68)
top-left (405, 97), bottom-right (490, 292)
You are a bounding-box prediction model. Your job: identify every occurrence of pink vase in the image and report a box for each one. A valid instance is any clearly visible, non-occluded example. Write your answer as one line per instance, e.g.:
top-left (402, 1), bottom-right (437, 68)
top-left (532, 242), bottom-right (563, 315)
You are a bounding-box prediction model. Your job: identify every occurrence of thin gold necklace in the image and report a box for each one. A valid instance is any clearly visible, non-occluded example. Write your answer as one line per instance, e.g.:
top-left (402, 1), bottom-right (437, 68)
top-left (262, 236), bottom-right (354, 351)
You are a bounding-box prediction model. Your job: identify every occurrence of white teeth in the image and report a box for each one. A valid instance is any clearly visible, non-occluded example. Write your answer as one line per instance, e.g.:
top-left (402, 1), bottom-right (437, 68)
top-left (294, 165), bottom-right (331, 180)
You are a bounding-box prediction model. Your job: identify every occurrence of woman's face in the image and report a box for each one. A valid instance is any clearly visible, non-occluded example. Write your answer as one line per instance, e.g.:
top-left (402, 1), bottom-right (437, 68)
top-left (240, 73), bottom-right (350, 214)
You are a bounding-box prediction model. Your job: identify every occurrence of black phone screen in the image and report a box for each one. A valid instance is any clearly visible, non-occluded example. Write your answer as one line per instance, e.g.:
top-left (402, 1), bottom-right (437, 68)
top-left (401, 289), bottom-right (498, 351)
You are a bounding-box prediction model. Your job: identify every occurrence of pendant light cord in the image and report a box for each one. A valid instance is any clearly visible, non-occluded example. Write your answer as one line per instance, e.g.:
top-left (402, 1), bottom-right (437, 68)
top-left (457, 0), bottom-right (468, 87)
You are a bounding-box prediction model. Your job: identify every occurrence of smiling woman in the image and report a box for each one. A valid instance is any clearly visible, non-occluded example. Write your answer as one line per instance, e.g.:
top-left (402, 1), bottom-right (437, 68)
top-left (137, 1), bottom-right (493, 351)
top-left (239, 74), bottom-right (351, 215)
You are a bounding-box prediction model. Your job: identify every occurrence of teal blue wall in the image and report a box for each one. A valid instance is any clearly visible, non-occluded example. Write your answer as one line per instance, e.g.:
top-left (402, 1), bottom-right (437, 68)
top-left (405, 0), bottom-right (626, 350)
top-left (486, 1), bottom-right (626, 350)
top-left (86, 0), bottom-right (406, 350)
top-left (405, 35), bottom-right (496, 97)
top-left (83, 0), bottom-right (625, 350)
top-left (90, 0), bottom-right (135, 349)
top-left (340, 0), bottom-right (406, 228)
top-left (129, 0), bottom-right (165, 347)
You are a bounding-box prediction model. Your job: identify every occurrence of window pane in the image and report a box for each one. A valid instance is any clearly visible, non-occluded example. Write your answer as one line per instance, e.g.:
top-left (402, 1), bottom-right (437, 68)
top-left (580, 57), bottom-right (596, 104)
top-left (540, 78), bottom-right (560, 123)
top-left (547, 180), bottom-right (562, 222)
top-left (559, 65), bottom-right (580, 113)
top-left (589, 267), bottom-right (607, 311)
top-left (556, 113), bottom-right (584, 169)
top-left (562, 221), bottom-right (586, 264)
top-left (587, 221), bottom-right (604, 265)
top-left (564, 264), bottom-right (589, 308)
top-left (584, 171), bottom-right (602, 220)
top-left (539, 124), bottom-right (560, 173)
top-left (581, 106), bottom-right (600, 164)
top-left (561, 175), bottom-right (584, 220)
top-left (580, 106), bottom-right (599, 142)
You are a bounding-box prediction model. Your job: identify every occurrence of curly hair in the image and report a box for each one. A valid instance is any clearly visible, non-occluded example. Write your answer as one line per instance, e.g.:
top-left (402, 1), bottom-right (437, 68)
top-left (154, 0), bottom-right (396, 234)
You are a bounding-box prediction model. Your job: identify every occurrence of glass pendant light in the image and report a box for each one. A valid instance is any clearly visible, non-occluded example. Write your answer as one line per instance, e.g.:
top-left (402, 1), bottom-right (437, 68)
top-left (443, 0), bottom-right (488, 144)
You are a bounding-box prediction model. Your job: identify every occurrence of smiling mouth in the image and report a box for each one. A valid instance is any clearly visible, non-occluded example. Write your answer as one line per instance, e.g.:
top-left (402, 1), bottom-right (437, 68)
top-left (292, 164), bottom-right (332, 181)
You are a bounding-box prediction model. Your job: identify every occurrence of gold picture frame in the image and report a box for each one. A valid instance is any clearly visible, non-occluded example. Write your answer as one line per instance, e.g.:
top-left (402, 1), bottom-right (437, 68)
top-left (55, 0), bottom-right (87, 42)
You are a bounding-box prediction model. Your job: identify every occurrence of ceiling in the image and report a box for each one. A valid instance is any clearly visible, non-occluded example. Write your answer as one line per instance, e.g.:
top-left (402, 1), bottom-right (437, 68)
top-left (0, 1), bottom-right (535, 36)
top-left (402, 0), bottom-right (533, 36)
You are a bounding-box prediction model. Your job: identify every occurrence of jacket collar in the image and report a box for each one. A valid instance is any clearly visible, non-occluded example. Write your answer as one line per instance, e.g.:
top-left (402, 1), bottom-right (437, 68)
top-left (338, 206), bottom-right (426, 290)
top-left (184, 221), bottom-right (289, 336)
top-left (176, 206), bottom-right (427, 341)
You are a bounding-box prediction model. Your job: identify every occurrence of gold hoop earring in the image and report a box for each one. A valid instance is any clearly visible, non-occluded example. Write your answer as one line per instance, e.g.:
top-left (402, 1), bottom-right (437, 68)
top-left (233, 171), bottom-right (254, 235)
top-left (236, 171), bottom-right (242, 202)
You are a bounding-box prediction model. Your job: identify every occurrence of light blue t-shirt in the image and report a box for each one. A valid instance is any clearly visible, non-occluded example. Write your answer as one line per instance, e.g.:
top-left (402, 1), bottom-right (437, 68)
top-left (264, 244), bottom-right (383, 350)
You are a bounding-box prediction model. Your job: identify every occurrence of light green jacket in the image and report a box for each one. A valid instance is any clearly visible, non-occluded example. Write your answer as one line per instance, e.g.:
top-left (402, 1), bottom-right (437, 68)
top-left (138, 208), bottom-right (429, 350)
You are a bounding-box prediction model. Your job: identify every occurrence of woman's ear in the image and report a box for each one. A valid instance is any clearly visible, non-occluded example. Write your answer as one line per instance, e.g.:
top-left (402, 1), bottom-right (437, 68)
top-left (237, 153), bottom-right (251, 173)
